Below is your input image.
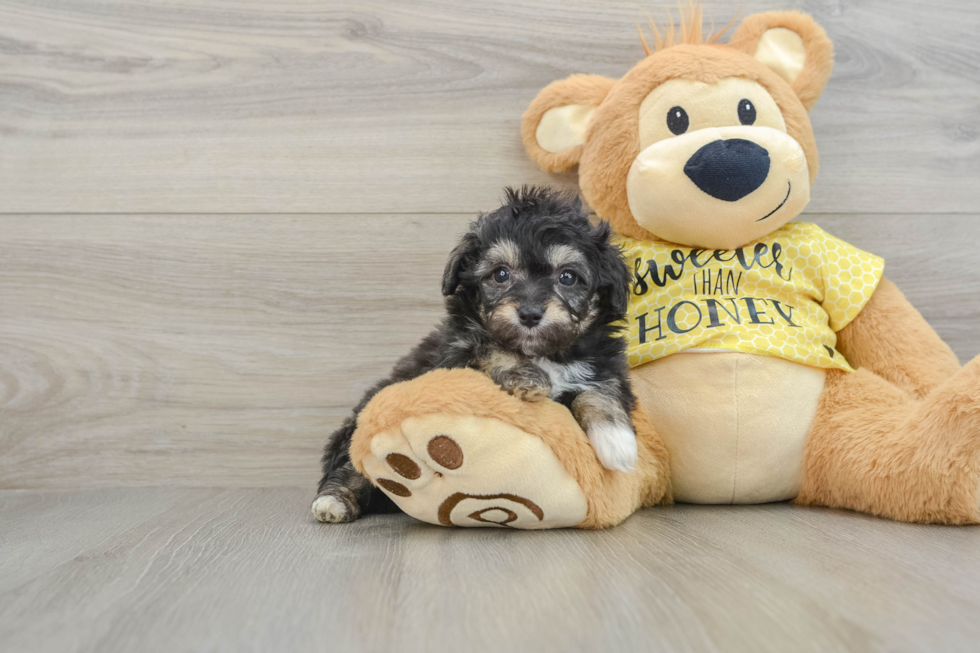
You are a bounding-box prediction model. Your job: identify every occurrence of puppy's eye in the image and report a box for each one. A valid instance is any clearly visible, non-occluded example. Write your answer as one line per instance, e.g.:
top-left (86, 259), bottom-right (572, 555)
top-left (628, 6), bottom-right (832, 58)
top-left (666, 106), bottom-right (689, 135)
top-left (738, 99), bottom-right (756, 125)
top-left (492, 267), bottom-right (510, 283)
top-left (558, 270), bottom-right (578, 286)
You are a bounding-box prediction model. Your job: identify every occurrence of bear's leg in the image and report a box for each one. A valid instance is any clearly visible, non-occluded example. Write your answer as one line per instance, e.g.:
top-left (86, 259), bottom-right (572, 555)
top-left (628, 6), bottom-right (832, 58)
top-left (797, 357), bottom-right (980, 524)
top-left (836, 278), bottom-right (963, 398)
top-left (350, 368), bottom-right (671, 529)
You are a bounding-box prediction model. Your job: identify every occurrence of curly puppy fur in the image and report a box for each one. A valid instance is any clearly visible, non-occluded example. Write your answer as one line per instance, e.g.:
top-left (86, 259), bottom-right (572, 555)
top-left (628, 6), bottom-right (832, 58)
top-left (314, 186), bottom-right (637, 523)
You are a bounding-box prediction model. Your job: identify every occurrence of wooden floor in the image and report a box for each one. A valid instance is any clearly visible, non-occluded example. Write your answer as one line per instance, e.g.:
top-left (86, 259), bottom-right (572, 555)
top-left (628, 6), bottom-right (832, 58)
top-left (3, 488), bottom-right (980, 653)
top-left (2, 0), bottom-right (980, 651)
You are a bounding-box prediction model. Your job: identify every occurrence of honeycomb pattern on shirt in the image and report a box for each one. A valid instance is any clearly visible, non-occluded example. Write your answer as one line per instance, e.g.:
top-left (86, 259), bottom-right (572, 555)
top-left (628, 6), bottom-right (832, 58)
top-left (615, 222), bottom-right (885, 372)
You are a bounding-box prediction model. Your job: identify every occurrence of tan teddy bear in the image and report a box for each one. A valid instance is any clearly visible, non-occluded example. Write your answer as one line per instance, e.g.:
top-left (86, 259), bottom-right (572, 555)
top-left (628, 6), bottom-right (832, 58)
top-left (348, 9), bottom-right (980, 528)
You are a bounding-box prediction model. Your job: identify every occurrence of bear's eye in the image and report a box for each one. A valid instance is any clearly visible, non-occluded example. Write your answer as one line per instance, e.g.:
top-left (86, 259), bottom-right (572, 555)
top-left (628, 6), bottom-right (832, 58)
top-left (738, 99), bottom-right (756, 125)
top-left (558, 270), bottom-right (578, 286)
top-left (666, 106), bottom-right (689, 135)
top-left (492, 267), bottom-right (510, 283)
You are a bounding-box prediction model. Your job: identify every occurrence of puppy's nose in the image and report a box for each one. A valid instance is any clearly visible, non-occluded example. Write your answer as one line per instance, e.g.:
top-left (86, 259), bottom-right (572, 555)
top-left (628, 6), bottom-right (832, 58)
top-left (518, 306), bottom-right (544, 328)
top-left (684, 139), bottom-right (770, 202)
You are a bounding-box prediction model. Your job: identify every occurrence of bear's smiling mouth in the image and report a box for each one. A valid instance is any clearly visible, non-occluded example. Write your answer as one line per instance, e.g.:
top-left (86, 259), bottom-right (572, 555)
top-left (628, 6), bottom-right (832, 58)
top-left (756, 181), bottom-right (792, 222)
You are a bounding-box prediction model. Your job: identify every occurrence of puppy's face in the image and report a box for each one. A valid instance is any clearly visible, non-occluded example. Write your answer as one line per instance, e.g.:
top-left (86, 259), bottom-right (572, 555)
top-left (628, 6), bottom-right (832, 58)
top-left (442, 189), bottom-right (630, 357)
top-left (472, 238), bottom-right (594, 356)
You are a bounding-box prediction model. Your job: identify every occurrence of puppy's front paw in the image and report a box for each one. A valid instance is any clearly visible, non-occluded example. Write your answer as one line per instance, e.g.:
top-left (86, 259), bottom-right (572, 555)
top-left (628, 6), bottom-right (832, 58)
top-left (497, 366), bottom-right (552, 402)
top-left (312, 489), bottom-right (360, 523)
top-left (507, 383), bottom-right (551, 402)
top-left (587, 422), bottom-right (638, 473)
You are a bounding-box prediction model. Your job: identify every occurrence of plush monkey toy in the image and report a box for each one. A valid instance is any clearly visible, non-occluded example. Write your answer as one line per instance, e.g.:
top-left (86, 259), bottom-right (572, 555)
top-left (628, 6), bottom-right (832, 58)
top-left (349, 9), bottom-right (980, 528)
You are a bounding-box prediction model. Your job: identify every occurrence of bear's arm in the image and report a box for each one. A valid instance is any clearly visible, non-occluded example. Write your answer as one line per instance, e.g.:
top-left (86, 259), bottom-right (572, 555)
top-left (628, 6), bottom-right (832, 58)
top-left (835, 277), bottom-right (961, 398)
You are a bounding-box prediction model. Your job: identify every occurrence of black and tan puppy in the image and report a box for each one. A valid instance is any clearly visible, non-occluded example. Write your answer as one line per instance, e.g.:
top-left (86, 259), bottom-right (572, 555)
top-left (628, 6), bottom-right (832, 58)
top-left (313, 186), bottom-right (636, 523)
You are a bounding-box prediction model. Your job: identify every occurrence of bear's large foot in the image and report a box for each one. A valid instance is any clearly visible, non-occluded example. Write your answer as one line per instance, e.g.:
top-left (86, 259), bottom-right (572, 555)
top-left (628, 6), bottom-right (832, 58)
top-left (358, 413), bottom-right (589, 529)
top-left (799, 355), bottom-right (980, 524)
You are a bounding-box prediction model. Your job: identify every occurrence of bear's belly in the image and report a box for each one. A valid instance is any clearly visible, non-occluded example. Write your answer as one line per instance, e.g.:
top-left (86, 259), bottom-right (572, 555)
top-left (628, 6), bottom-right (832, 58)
top-left (630, 352), bottom-right (826, 504)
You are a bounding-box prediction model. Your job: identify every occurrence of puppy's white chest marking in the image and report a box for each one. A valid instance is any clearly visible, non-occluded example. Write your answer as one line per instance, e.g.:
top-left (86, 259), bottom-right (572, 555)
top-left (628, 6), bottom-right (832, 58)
top-left (533, 358), bottom-right (595, 398)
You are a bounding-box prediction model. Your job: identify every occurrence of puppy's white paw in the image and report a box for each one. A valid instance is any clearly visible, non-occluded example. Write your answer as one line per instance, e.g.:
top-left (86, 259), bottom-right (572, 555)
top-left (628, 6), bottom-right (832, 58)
top-left (312, 495), bottom-right (351, 523)
top-left (587, 422), bottom-right (638, 473)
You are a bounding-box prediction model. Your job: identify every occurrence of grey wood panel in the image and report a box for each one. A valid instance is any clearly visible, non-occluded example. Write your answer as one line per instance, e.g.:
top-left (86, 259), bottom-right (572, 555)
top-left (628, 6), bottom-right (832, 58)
top-left (0, 0), bottom-right (979, 214)
top-left (0, 214), bottom-right (462, 489)
top-left (0, 213), bottom-right (977, 489)
top-left (2, 488), bottom-right (980, 653)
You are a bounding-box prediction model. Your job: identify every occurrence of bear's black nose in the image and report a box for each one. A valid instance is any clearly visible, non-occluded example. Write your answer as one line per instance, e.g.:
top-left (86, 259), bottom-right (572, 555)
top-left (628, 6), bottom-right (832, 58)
top-left (683, 139), bottom-right (770, 202)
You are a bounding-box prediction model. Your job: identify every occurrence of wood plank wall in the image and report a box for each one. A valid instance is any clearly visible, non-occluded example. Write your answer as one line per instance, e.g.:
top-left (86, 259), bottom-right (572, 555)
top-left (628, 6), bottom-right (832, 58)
top-left (1, 0), bottom-right (978, 488)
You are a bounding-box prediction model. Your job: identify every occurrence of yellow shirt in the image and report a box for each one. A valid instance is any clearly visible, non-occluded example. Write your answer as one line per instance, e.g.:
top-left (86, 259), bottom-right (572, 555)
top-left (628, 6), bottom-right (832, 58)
top-left (616, 222), bottom-right (884, 372)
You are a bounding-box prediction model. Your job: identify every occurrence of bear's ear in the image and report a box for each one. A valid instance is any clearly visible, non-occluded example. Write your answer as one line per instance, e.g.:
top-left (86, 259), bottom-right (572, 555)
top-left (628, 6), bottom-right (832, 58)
top-left (522, 74), bottom-right (616, 172)
top-left (730, 11), bottom-right (834, 111)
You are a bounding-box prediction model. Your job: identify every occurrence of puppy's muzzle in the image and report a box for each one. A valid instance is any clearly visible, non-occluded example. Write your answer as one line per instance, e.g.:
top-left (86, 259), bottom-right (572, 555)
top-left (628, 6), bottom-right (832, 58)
top-left (518, 304), bottom-right (544, 328)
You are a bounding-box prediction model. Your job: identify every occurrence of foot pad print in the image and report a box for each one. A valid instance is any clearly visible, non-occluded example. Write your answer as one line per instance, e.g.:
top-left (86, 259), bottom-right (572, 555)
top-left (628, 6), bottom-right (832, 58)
top-left (427, 435), bottom-right (464, 470)
top-left (361, 414), bottom-right (588, 529)
top-left (385, 453), bottom-right (421, 480)
top-left (438, 492), bottom-right (544, 527)
top-left (376, 478), bottom-right (411, 497)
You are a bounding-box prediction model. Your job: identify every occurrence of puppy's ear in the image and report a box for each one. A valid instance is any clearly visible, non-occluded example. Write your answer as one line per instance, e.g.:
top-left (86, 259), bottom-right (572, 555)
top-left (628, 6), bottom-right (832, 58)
top-left (592, 220), bottom-right (631, 316)
top-left (442, 231), bottom-right (480, 296)
top-left (567, 192), bottom-right (588, 222)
